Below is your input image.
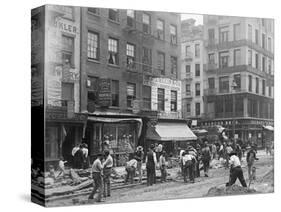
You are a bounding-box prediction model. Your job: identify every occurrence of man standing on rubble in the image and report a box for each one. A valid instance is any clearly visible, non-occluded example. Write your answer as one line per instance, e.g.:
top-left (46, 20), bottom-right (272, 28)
top-left (227, 151), bottom-right (247, 187)
top-left (246, 146), bottom-right (259, 181)
top-left (146, 144), bottom-right (157, 186)
top-left (88, 153), bottom-right (104, 202)
top-left (135, 146), bottom-right (144, 183)
top-left (102, 150), bottom-right (113, 197)
top-left (201, 141), bottom-right (211, 177)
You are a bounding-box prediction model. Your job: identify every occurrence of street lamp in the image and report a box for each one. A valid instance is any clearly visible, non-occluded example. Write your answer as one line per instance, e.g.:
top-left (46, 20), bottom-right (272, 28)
top-left (231, 79), bottom-right (238, 146)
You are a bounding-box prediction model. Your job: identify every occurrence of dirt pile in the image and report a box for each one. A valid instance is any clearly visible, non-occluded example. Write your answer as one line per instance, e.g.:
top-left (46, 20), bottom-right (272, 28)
top-left (205, 184), bottom-right (257, 197)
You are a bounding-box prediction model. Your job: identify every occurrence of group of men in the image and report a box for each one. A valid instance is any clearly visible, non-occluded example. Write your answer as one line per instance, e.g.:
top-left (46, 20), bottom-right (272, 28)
top-left (71, 143), bottom-right (89, 169)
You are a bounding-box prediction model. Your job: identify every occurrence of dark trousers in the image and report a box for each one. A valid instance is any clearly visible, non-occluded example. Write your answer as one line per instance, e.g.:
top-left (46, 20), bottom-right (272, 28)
top-left (195, 161), bottom-right (200, 177)
top-left (88, 172), bottom-right (102, 201)
top-left (160, 165), bottom-right (167, 182)
top-left (147, 166), bottom-right (156, 186)
top-left (125, 166), bottom-right (135, 184)
top-left (229, 166), bottom-right (247, 187)
top-left (183, 162), bottom-right (194, 183)
top-left (103, 168), bottom-right (111, 197)
top-left (202, 159), bottom-right (210, 175)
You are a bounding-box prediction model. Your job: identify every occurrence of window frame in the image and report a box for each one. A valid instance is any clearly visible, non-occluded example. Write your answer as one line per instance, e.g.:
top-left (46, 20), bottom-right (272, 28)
top-left (108, 37), bottom-right (119, 65)
top-left (157, 88), bottom-right (165, 111)
top-left (170, 90), bottom-right (177, 112)
top-left (87, 31), bottom-right (99, 61)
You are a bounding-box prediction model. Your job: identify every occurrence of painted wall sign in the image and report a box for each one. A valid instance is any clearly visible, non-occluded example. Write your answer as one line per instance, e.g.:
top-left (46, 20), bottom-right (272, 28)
top-left (98, 78), bottom-right (111, 107)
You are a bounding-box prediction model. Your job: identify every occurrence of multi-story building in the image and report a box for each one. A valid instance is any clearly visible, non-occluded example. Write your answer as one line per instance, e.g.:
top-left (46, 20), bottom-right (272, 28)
top-left (79, 7), bottom-right (193, 165)
top-left (202, 15), bottom-right (274, 146)
top-left (181, 19), bottom-right (204, 123)
top-left (35, 5), bottom-right (87, 166)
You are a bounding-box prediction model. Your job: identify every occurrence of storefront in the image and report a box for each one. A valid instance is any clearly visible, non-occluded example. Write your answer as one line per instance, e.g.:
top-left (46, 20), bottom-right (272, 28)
top-left (146, 120), bottom-right (197, 156)
top-left (45, 108), bottom-right (87, 169)
top-left (84, 116), bottom-right (143, 166)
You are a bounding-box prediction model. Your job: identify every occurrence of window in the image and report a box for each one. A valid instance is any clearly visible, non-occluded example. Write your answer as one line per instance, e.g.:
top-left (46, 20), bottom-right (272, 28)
top-left (208, 28), bottom-right (215, 41)
top-left (233, 74), bottom-right (241, 89)
top-left (268, 59), bottom-right (272, 74)
top-left (233, 24), bottom-right (241, 40)
top-left (262, 56), bottom-right (266, 72)
top-left (195, 44), bottom-right (200, 58)
top-left (255, 53), bottom-right (259, 69)
top-left (185, 45), bottom-right (191, 56)
top-left (87, 31), bottom-right (99, 60)
top-left (108, 9), bottom-right (119, 22)
top-left (171, 91), bottom-right (177, 111)
top-left (157, 19), bottom-right (164, 40)
top-left (219, 26), bottom-right (229, 43)
top-left (208, 78), bottom-right (215, 89)
top-left (268, 37), bottom-right (272, 52)
top-left (262, 80), bottom-right (265, 95)
top-left (195, 83), bottom-right (200, 96)
top-left (170, 25), bottom-right (177, 44)
top-left (127, 83), bottom-right (136, 108)
top-left (127, 10), bottom-right (135, 27)
top-left (255, 29), bottom-right (259, 44)
top-left (126, 43), bottom-right (136, 69)
top-left (62, 35), bottom-right (74, 66)
top-left (195, 103), bottom-right (201, 116)
top-left (185, 65), bottom-right (191, 74)
top-left (61, 6), bottom-right (74, 20)
top-left (171, 56), bottom-right (177, 75)
top-left (268, 86), bottom-right (272, 97)
top-left (142, 85), bottom-right (151, 110)
top-left (142, 47), bottom-right (152, 72)
top-left (108, 38), bottom-right (118, 65)
top-left (195, 64), bottom-right (200, 77)
top-left (248, 50), bottom-right (252, 66)
top-left (186, 84), bottom-right (191, 93)
top-left (248, 24), bottom-right (252, 41)
top-left (111, 80), bottom-right (119, 107)
top-left (208, 53), bottom-right (215, 64)
top-left (62, 82), bottom-right (74, 106)
top-left (142, 13), bottom-right (151, 34)
top-left (87, 76), bottom-right (99, 106)
top-left (219, 51), bottom-right (229, 68)
top-left (186, 103), bottom-right (191, 113)
top-left (248, 75), bottom-right (252, 92)
top-left (233, 49), bottom-right (241, 66)
top-left (88, 7), bottom-right (99, 15)
top-left (157, 88), bottom-right (165, 111)
top-left (256, 77), bottom-right (259, 94)
top-left (157, 52), bottom-right (165, 75)
top-left (262, 33), bottom-right (266, 49)
top-left (219, 76), bottom-right (229, 93)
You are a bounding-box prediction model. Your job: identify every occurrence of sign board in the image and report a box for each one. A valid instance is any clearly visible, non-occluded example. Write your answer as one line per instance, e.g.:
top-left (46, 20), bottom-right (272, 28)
top-left (67, 101), bottom-right (75, 118)
top-left (98, 78), bottom-right (111, 107)
top-left (132, 99), bottom-right (141, 114)
top-left (191, 120), bottom-right (198, 127)
top-left (234, 134), bottom-right (238, 139)
top-left (249, 133), bottom-right (252, 138)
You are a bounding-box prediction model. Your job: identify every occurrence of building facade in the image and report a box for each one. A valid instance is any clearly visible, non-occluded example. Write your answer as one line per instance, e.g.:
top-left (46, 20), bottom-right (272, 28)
top-left (43, 5), bottom-right (87, 166)
top-left (80, 7), bottom-right (183, 165)
top-left (202, 15), bottom-right (274, 146)
top-left (181, 19), bottom-right (204, 123)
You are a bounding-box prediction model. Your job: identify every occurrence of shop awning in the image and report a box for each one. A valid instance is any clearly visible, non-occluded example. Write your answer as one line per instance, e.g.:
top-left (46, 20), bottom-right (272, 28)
top-left (263, 125), bottom-right (274, 131)
top-left (87, 116), bottom-right (143, 137)
top-left (147, 122), bottom-right (197, 141)
top-left (193, 129), bottom-right (208, 134)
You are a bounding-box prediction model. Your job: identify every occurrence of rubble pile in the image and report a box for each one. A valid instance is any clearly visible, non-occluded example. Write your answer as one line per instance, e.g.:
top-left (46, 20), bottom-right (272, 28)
top-left (205, 184), bottom-right (257, 197)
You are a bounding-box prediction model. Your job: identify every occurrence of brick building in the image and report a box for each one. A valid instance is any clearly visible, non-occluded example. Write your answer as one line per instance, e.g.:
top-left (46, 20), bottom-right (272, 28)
top-left (181, 19), bottom-right (204, 123)
top-left (201, 15), bottom-right (274, 146)
top-left (79, 7), bottom-right (195, 165)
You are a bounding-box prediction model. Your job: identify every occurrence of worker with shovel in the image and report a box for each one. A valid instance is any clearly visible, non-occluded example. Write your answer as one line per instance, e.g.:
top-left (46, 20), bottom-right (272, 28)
top-left (226, 151), bottom-right (247, 187)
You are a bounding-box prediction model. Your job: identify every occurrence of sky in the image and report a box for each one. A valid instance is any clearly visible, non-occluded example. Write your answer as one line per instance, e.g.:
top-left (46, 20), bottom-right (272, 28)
top-left (181, 13), bottom-right (203, 25)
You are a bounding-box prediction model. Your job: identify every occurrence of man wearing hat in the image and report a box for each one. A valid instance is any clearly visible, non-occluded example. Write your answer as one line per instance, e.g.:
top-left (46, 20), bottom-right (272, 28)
top-left (227, 151), bottom-right (247, 187)
top-left (89, 153), bottom-right (104, 202)
top-left (135, 146), bottom-right (144, 183)
top-left (102, 150), bottom-right (113, 197)
top-left (146, 144), bottom-right (157, 186)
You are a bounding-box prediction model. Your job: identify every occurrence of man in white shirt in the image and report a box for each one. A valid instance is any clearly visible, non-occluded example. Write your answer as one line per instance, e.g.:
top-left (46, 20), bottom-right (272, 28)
top-left (125, 155), bottom-right (137, 184)
top-left (102, 150), bottom-right (113, 197)
top-left (182, 152), bottom-right (195, 183)
top-left (227, 151), bottom-right (247, 187)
